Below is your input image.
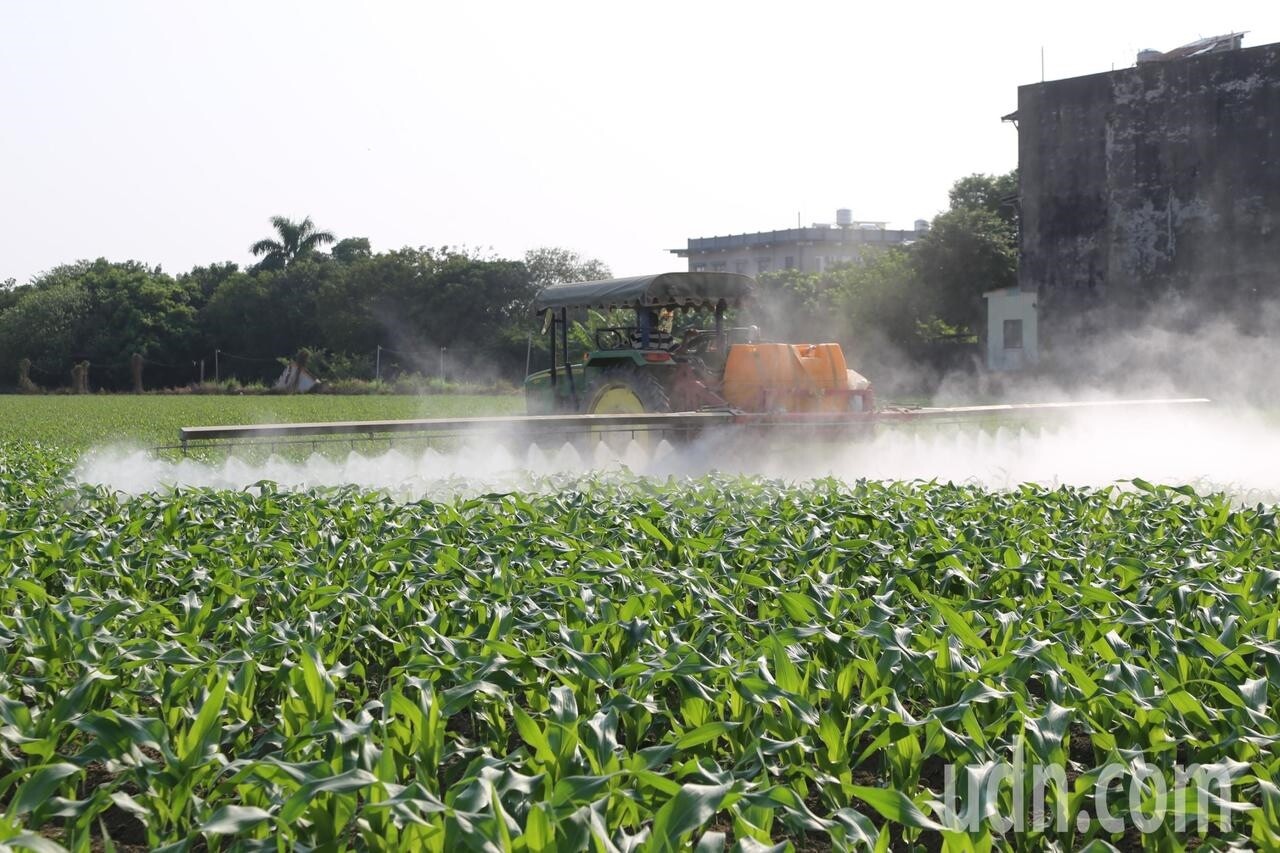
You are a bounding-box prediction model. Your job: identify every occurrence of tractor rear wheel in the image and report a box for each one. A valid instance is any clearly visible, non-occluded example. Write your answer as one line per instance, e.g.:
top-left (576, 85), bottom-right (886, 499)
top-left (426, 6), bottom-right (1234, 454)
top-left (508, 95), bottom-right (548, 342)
top-left (583, 367), bottom-right (671, 460)
top-left (584, 367), bottom-right (671, 415)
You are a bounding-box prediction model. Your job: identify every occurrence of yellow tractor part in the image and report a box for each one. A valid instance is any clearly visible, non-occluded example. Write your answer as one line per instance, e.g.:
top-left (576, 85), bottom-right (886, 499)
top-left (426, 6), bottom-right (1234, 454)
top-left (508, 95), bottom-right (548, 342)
top-left (590, 385), bottom-right (647, 414)
top-left (583, 369), bottom-right (670, 455)
top-left (722, 343), bottom-right (865, 413)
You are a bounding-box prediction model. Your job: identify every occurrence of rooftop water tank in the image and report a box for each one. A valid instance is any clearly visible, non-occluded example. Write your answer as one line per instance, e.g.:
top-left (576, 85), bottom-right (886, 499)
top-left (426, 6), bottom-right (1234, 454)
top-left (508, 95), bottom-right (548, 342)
top-left (836, 208), bottom-right (853, 227)
top-left (915, 219), bottom-right (930, 233)
top-left (1136, 49), bottom-right (1163, 64)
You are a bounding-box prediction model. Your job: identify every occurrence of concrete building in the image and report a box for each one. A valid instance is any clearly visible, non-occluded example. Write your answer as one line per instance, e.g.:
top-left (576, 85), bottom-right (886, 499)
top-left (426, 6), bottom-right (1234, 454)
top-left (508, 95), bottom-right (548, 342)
top-left (1010, 34), bottom-right (1280, 342)
top-left (983, 286), bottom-right (1038, 371)
top-left (670, 209), bottom-right (927, 274)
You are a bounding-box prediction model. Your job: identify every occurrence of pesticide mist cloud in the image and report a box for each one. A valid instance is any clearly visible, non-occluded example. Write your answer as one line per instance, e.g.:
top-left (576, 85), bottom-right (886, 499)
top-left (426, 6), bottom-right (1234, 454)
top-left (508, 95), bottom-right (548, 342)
top-left (74, 406), bottom-right (1280, 505)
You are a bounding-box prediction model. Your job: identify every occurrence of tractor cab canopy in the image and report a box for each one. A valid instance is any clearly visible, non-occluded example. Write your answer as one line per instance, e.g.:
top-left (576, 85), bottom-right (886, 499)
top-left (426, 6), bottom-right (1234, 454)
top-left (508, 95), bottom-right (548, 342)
top-left (531, 272), bottom-right (755, 314)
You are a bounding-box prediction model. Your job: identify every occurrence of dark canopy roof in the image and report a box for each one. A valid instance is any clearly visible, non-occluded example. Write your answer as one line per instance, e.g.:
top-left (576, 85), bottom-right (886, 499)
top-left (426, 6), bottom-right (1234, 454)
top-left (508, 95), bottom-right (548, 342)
top-left (531, 272), bottom-right (755, 313)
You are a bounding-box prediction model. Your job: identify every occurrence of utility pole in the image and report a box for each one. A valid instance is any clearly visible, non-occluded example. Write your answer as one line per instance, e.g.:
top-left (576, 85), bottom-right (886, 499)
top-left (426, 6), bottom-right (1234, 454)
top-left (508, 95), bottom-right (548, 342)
top-left (375, 345), bottom-right (381, 382)
top-left (439, 347), bottom-right (447, 383)
top-left (214, 349), bottom-right (220, 383)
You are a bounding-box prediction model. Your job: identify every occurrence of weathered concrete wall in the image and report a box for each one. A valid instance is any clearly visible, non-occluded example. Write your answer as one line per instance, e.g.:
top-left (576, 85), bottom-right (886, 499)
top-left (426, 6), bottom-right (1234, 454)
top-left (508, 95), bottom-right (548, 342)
top-left (1018, 42), bottom-right (1280, 334)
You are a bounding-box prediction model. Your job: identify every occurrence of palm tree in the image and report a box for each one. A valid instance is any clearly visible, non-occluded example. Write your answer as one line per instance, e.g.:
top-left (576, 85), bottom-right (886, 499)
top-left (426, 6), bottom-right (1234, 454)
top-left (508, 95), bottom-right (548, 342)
top-left (249, 216), bottom-right (335, 270)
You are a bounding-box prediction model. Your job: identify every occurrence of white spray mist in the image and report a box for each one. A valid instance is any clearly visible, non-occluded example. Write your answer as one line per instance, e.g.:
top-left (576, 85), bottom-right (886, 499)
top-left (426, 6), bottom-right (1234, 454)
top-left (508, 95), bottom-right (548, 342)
top-left (73, 405), bottom-right (1280, 504)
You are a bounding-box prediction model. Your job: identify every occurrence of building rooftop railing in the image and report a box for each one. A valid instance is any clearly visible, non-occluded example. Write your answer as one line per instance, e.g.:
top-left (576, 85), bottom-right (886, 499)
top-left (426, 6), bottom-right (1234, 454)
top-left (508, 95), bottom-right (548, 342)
top-left (672, 226), bottom-right (919, 255)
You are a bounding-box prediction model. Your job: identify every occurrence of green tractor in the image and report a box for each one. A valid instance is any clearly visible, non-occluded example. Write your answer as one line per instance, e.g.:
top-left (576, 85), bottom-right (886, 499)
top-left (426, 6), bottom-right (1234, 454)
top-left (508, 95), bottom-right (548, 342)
top-left (523, 271), bottom-right (875, 417)
top-left (524, 272), bottom-right (752, 415)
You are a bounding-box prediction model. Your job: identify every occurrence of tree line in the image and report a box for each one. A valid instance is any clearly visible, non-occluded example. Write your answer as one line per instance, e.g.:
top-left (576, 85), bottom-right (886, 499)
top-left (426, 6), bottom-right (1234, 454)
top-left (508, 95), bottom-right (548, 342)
top-left (0, 224), bottom-right (609, 392)
top-left (0, 171), bottom-right (1015, 393)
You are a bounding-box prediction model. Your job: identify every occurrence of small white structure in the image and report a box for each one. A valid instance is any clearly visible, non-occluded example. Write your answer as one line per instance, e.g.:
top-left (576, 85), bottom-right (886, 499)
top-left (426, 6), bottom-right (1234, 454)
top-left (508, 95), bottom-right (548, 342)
top-left (275, 362), bottom-right (320, 393)
top-left (983, 286), bottom-right (1038, 371)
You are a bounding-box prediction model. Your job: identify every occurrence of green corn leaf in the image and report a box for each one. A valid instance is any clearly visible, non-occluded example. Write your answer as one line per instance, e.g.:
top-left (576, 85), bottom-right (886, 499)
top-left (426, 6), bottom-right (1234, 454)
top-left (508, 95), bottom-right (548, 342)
top-left (199, 804), bottom-right (274, 835)
top-left (521, 802), bottom-right (555, 853)
top-left (675, 721), bottom-right (741, 750)
top-left (848, 785), bottom-right (943, 831)
top-left (634, 516), bottom-right (672, 551)
top-left (650, 783), bottom-right (735, 852)
top-left (178, 676), bottom-right (227, 765)
top-left (8, 763), bottom-right (81, 816)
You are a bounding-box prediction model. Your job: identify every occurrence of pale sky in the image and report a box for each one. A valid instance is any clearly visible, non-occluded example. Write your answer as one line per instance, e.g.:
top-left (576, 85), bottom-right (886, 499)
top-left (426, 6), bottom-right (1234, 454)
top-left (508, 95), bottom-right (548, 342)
top-left (2, 1), bottom-right (1275, 285)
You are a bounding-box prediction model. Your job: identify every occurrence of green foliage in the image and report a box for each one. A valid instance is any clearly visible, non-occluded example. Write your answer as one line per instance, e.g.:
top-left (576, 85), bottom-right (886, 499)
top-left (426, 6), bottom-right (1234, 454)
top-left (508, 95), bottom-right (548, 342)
top-left (913, 171), bottom-right (1019, 335)
top-left (249, 215), bottom-right (336, 271)
top-left (317, 375), bottom-right (515, 396)
top-left (0, 279), bottom-right (90, 380)
top-left (756, 249), bottom-right (923, 369)
top-left (831, 249), bottom-right (924, 352)
top-left (0, 261), bottom-right (198, 388)
top-left (331, 236), bottom-right (373, 263)
top-left (198, 259), bottom-right (343, 379)
top-left (523, 246), bottom-right (611, 291)
top-left (524, 247), bottom-right (614, 363)
top-left (0, 236), bottom-right (607, 392)
top-left (407, 253), bottom-right (535, 350)
top-left (76, 261), bottom-right (199, 375)
top-left (178, 261), bottom-right (240, 302)
top-left (948, 170), bottom-right (1019, 229)
top-left (304, 348), bottom-right (375, 381)
top-left (912, 206), bottom-right (1017, 334)
top-left (316, 247), bottom-right (544, 378)
top-left (755, 170), bottom-right (1018, 369)
top-left (0, 447), bottom-right (1275, 849)
top-left (568, 309), bottom-right (633, 353)
top-left (0, 278), bottom-right (22, 315)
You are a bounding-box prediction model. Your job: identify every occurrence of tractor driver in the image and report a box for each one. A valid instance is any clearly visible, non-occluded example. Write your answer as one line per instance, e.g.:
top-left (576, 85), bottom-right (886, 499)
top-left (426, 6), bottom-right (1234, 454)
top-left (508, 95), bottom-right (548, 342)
top-left (639, 308), bottom-right (676, 348)
top-left (657, 308), bottom-right (674, 336)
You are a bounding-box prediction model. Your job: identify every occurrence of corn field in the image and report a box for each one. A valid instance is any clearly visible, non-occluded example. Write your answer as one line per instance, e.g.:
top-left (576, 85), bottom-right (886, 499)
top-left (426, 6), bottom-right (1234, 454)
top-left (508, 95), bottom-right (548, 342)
top-left (2, 444), bottom-right (1279, 851)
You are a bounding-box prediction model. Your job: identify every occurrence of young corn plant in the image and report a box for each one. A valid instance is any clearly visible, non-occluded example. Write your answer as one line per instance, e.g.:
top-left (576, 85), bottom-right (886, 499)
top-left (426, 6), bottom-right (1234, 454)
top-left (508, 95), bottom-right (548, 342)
top-left (1, 447), bottom-right (1277, 849)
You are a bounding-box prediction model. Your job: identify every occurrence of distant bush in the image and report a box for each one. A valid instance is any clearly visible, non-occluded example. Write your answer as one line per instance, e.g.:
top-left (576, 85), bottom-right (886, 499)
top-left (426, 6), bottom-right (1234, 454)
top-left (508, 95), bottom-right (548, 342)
top-left (306, 350), bottom-right (374, 381)
top-left (316, 373), bottom-right (515, 396)
top-left (317, 378), bottom-right (388, 395)
top-left (185, 379), bottom-right (273, 395)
